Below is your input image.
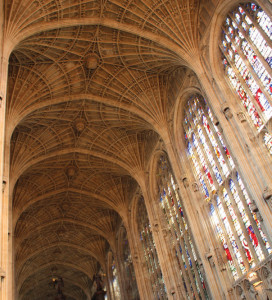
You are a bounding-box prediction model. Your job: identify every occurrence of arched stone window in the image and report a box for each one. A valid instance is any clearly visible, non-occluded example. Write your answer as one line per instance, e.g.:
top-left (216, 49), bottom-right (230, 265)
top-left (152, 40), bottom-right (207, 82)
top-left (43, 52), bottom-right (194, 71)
top-left (118, 227), bottom-right (139, 300)
top-left (183, 95), bottom-right (271, 280)
top-left (156, 154), bottom-right (209, 299)
top-left (137, 196), bottom-right (167, 299)
top-left (221, 2), bottom-right (272, 154)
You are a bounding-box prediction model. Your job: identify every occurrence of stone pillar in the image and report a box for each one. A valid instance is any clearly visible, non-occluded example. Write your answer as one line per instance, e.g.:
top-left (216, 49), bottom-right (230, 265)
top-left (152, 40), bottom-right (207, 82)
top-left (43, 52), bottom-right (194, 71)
top-left (0, 39), bottom-right (12, 300)
top-left (139, 175), bottom-right (182, 300)
top-left (111, 247), bottom-right (125, 300)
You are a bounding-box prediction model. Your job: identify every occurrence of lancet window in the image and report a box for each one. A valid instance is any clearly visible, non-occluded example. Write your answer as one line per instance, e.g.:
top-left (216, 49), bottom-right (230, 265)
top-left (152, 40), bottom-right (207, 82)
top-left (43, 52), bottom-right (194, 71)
top-left (184, 95), bottom-right (272, 280)
top-left (221, 2), bottom-right (272, 154)
top-left (137, 196), bottom-right (167, 299)
top-left (156, 155), bottom-right (209, 299)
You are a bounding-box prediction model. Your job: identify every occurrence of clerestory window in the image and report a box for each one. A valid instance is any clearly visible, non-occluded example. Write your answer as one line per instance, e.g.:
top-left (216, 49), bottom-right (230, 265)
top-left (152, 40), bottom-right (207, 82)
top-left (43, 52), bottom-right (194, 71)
top-left (221, 2), bottom-right (272, 154)
top-left (184, 95), bottom-right (271, 280)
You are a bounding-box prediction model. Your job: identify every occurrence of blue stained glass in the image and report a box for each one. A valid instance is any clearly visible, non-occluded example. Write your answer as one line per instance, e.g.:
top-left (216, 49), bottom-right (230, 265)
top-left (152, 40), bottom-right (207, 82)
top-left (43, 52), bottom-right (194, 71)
top-left (251, 3), bottom-right (257, 11)
top-left (222, 3), bottom-right (272, 154)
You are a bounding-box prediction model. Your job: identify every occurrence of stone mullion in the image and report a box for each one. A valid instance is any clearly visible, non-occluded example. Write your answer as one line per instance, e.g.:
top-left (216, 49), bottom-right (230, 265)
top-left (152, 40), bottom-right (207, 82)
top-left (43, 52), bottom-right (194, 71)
top-left (144, 183), bottom-right (182, 300)
top-left (228, 25), bottom-right (272, 105)
top-left (144, 236), bottom-right (158, 295)
top-left (167, 181), bottom-right (206, 300)
top-left (222, 44), bottom-right (267, 123)
top-left (184, 124), bottom-right (206, 191)
top-left (224, 183), bottom-right (259, 265)
top-left (160, 190), bottom-right (191, 298)
top-left (143, 228), bottom-right (163, 299)
top-left (138, 209), bottom-right (161, 300)
top-left (236, 37), bottom-right (272, 102)
top-left (142, 230), bottom-right (154, 274)
top-left (171, 240), bottom-right (192, 300)
top-left (170, 228), bottom-right (194, 300)
top-left (142, 201), bottom-right (168, 300)
top-left (192, 130), bottom-right (220, 192)
top-left (202, 110), bottom-right (231, 172)
top-left (161, 178), bottom-right (201, 300)
top-left (158, 183), bottom-right (191, 299)
top-left (164, 139), bottom-right (224, 299)
top-left (151, 244), bottom-right (167, 300)
top-left (203, 107), bottom-right (234, 173)
top-left (198, 114), bottom-right (227, 183)
top-left (167, 232), bottom-right (190, 299)
top-left (204, 202), bottom-right (235, 284)
top-left (187, 123), bottom-right (218, 196)
top-left (139, 204), bottom-right (157, 276)
top-left (126, 219), bottom-right (153, 300)
top-left (229, 13), bottom-right (272, 77)
top-left (219, 189), bottom-right (251, 271)
top-left (243, 11), bottom-right (272, 51)
top-left (188, 113), bottom-right (218, 186)
top-left (188, 114), bottom-right (220, 191)
top-left (185, 116), bottom-right (207, 188)
top-left (172, 194), bottom-right (206, 299)
top-left (199, 49), bottom-right (272, 231)
top-left (210, 197), bottom-right (244, 277)
top-left (226, 28), bottom-right (272, 107)
top-left (231, 174), bottom-right (270, 256)
top-left (242, 29), bottom-right (272, 78)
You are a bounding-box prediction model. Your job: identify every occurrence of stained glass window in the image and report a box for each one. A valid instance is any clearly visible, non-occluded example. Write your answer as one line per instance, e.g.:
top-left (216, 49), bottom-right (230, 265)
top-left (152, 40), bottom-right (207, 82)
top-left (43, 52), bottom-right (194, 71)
top-left (108, 254), bottom-right (121, 300)
top-left (156, 154), bottom-right (209, 299)
top-left (184, 95), bottom-right (272, 280)
top-left (119, 228), bottom-right (140, 300)
top-left (221, 2), bottom-right (272, 154)
top-left (137, 196), bottom-right (167, 299)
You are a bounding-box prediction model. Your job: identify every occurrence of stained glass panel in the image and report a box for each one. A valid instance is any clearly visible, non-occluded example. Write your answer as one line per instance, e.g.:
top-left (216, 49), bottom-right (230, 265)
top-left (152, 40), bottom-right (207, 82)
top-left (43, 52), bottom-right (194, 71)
top-left (184, 95), bottom-right (271, 281)
top-left (221, 3), bottom-right (272, 154)
top-left (157, 155), bottom-right (209, 299)
top-left (137, 197), bottom-right (167, 299)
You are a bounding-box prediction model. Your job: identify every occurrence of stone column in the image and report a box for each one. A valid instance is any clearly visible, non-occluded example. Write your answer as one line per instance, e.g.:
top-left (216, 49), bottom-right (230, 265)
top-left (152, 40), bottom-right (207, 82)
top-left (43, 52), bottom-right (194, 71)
top-left (0, 37), bottom-right (13, 300)
top-left (111, 247), bottom-right (125, 300)
top-left (139, 171), bottom-right (182, 300)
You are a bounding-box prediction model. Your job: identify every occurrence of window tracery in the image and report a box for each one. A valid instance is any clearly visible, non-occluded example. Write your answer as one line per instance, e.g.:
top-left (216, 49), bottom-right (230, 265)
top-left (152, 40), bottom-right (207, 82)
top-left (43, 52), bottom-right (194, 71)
top-left (118, 228), bottom-right (139, 300)
top-left (156, 154), bottom-right (209, 299)
top-left (137, 196), bottom-right (167, 299)
top-left (221, 2), bottom-right (272, 153)
top-left (184, 95), bottom-right (272, 280)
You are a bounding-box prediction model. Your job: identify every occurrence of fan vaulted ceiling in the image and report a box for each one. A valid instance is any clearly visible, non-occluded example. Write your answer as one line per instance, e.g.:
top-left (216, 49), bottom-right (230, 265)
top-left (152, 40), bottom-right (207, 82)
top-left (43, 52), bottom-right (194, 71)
top-left (4, 0), bottom-right (217, 298)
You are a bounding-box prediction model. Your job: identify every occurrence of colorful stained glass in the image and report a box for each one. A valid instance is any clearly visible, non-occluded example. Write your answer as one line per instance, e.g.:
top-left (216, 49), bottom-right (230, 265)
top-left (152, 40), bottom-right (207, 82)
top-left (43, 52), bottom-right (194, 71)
top-left (137, 197), bottom-right (167, 299)
top-left (157, 155), bottom-right (209, 299)
top-left (264, 132), bottom-right (272, 155)
top-left (184, 95), bottom-right (272, 280)
top-left (236, 173), bottom-right (272, 254)
top-left (221, 3), bottom-right (272, 154)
